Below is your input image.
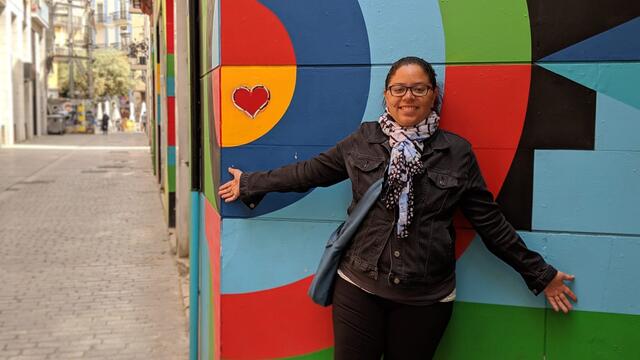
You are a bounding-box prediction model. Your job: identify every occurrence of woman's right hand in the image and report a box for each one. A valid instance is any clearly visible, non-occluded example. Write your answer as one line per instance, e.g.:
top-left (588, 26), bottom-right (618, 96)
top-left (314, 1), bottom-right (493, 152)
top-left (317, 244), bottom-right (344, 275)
top-left (219, 167), bottom-right (243, 202)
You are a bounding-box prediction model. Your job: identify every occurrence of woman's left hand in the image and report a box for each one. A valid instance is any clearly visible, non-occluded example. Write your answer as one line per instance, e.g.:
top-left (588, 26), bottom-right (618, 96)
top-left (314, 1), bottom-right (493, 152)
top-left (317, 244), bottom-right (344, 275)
top-left (544, 271), bottom-right (577, 313)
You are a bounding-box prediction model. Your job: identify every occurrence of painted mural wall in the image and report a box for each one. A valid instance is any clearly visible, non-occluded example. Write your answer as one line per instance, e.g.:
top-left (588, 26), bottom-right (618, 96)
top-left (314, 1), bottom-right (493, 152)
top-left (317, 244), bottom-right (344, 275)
top-left (196, 0), bottom-right (640, 358)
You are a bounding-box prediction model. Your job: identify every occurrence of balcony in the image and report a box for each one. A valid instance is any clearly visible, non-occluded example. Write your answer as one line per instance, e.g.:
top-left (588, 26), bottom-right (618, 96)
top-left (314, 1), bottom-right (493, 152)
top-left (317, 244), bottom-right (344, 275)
top-left (96, 13), bottom-right (112, 24)
top-left (111, 10), bottom-right (131, 24)
top-left (53, 14), bottom-right (85, 29)
top-left (31, 0), bottom-right (50, 29)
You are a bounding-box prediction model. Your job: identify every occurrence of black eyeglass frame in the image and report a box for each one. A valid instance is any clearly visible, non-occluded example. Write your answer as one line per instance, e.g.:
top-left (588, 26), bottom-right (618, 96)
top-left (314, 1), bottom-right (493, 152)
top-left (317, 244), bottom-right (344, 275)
top-left (386, 84), bottom-right (434, 97)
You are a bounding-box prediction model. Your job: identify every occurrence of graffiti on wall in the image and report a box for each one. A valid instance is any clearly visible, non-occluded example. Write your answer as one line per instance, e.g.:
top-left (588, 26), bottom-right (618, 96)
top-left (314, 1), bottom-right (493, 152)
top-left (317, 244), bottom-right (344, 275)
top-left (195, 0), bottom-right (640, 358)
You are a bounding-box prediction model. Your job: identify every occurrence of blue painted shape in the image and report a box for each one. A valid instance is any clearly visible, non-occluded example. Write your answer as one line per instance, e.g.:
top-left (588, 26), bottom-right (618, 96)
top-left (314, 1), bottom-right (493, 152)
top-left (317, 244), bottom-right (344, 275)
top-left (458, 231), bottom-right (640, 315)
top-left (532, 150), bottom-right (640, 235)
top-left (198, 196), bottom-right (211, 360)
top-left (541, 17), bottom-right (640, 62)
top-left (210, 0), bottom-right (220, 70)
top-left (221, 145), bottom-right (351, 218)
top-left (456, 234), bottom-right (547, 308)
top-left (166, 77), bottom-right (175, 96)
top-left (252, 66), bottom-right (370, 146)
top-left (596, 93), bottom-right (640, 151)
top-left (189, 192), bottom-right (200, 360)
top-left (259, 180), bottom-right (351, 222)
top-left (544, 232), bottom-right (640, 316)
top-left (362, 65), bottom-right (445, 122)
top-left (358, 0), bottom-right (445, 65)
top-left (221, 218), bottom-right (341, 294)
top-left (539, 62), bottom-right (640, 110)
top-left (259, 0), bottom-right (370, 65)
top-left (167, 146), bottom-right (176, 166)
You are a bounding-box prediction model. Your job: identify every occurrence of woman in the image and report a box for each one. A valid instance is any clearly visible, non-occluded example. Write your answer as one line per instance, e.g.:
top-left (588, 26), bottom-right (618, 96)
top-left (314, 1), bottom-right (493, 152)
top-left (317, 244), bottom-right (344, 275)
top-left (219, 57), bottom-right (577, 359)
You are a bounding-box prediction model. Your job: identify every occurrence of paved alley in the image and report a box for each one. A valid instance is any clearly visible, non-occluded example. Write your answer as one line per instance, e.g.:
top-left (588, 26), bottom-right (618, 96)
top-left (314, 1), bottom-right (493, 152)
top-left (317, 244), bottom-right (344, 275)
top-left (0, 133), bottom-right (188, 359)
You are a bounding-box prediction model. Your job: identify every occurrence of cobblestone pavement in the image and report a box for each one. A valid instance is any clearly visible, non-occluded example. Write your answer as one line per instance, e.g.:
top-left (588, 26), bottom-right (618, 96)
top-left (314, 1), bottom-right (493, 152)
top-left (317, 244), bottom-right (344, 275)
top-left (0, 133), bottom-right (189, 359)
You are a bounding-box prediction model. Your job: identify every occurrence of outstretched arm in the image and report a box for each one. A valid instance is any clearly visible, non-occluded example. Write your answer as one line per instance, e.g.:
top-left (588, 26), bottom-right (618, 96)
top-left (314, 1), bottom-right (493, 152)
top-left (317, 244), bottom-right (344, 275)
top-left (218, 135), bottom-right (351, 207)
top-left (460, 150), bottom-right (577, 312)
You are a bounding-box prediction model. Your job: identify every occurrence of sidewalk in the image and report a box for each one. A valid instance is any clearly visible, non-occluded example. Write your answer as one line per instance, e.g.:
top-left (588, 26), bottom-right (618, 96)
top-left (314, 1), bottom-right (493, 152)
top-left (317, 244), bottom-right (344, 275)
top-left (0, 133), bottom-right (188, 359)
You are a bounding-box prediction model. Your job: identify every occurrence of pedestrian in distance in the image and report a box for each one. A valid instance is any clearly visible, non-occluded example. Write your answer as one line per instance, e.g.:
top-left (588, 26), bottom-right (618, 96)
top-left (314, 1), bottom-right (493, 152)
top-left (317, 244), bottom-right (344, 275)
top-left (101, 113), bottom-right (109, 135)
top-left (219, 56), bottom-right (577, 360)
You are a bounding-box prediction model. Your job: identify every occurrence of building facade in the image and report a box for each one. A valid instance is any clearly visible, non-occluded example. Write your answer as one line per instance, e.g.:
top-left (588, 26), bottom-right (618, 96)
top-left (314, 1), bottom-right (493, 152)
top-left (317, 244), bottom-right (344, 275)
top-left (0, 0), bottom-right (50, 146)
top-left (145, 1), bottom-right (640, 359)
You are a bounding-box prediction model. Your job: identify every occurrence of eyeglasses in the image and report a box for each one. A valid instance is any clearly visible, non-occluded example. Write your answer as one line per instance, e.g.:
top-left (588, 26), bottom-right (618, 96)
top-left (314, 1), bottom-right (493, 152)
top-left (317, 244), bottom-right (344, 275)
top-left (387, 84), bottom-right (433, 97)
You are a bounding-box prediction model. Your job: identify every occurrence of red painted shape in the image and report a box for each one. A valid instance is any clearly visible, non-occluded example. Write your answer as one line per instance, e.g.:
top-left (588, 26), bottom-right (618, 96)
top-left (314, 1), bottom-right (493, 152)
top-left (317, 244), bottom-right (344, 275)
top-left (167, 97), bottom-right (175, 146)
top-left (213, 68), bottom-right (221, 147)
top-left (221, 0), bottom-right (296, 65)
top-left (165, 0), bottom-right (174, 53)
top-left (204, 199), bottom-right (221, 360)
top-left (440, 64), bottom-right (531, 257)
top-left (221, 276), bottom-right (333, 359)
top-left (232, 85), bottom-right (270, 119)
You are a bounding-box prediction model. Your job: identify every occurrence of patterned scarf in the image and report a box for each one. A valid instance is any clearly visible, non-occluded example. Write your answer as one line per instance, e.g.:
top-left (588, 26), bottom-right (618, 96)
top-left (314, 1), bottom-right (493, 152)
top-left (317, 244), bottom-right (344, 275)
top-left (379, 110), bottom-right (440, 238)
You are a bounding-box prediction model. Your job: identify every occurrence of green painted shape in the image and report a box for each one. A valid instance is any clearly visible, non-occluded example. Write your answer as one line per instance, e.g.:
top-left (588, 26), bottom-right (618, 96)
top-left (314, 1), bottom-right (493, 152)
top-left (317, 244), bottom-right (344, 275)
top-left (282, 347), bottom-right (334, 360)
top-left (539, 62), bottom-right (640, 110)
top-left (547, 309), bottom-right (640, 359)
top-left (202, 76), bottom-right (216, 209)
top-left (200, 0), bottom-right (211, 75)
top-left (435, 301), bottom-right (544, 359)
top-left (167, 165), bottom-right (176, 192)
top-left (439, 0), bottom-right (531, 63)
top-left (166, 54), bottom-right (175, 78)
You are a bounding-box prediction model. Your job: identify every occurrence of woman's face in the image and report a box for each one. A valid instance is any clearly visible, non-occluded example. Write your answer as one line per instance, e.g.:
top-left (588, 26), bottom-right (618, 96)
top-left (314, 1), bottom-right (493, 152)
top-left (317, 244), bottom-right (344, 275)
top-left (384, 64), bottom-right (437, 127)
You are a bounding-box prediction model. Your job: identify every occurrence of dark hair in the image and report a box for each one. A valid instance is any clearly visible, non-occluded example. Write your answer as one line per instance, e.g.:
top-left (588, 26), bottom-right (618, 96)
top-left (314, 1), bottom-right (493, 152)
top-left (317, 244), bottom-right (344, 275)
top-left (384, 56), bottom-right (442, 113)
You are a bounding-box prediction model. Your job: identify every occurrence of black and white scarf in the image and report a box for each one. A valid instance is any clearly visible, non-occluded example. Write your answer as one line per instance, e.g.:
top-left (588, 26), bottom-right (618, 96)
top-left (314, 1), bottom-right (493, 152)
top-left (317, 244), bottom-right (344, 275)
top-left (379, 110), bottom-right (440, 238)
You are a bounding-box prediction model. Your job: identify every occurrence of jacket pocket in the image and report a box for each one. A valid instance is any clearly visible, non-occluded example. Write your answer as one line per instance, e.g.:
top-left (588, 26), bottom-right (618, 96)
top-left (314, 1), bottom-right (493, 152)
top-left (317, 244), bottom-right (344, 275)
top-left (351, 153), bottom-right (385, 195)
top-left (422, 169), bottom-right (460, 212)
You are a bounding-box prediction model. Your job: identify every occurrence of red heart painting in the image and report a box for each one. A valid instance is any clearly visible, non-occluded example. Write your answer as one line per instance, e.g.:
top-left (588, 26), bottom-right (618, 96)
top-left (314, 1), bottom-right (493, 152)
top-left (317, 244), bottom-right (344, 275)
top-left (232, 85), bottom-right (271, 119)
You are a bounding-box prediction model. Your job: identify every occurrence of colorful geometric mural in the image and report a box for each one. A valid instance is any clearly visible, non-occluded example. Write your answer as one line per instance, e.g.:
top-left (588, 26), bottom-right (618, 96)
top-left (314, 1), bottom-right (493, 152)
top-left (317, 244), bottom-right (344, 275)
top-left (193, 0), bottom-right (640, 358)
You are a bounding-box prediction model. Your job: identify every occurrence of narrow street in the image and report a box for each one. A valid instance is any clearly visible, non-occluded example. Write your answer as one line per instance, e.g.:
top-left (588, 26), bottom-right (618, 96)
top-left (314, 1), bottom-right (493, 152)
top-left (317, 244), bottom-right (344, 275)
top-left (0, 133), bottom-right (188, 359)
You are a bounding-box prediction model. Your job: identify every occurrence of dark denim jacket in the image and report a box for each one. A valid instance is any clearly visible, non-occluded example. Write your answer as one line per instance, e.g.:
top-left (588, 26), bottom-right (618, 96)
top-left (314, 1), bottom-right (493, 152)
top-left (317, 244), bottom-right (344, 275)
top-left (240, 122), bottom-right (556, 296)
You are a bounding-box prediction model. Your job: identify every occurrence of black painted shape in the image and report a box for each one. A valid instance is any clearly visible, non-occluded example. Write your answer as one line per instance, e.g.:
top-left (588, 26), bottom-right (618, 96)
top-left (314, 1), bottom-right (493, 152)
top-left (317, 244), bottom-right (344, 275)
top-left (527, 0), bottom-right (640, 61)
top-left (496, 65), bottom-right (596, 230)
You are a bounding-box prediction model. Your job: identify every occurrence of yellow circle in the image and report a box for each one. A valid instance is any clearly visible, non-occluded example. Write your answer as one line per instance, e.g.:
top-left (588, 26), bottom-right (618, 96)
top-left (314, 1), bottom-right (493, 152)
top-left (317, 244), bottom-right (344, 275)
top-left (221, 66), bottom-right (296, 147)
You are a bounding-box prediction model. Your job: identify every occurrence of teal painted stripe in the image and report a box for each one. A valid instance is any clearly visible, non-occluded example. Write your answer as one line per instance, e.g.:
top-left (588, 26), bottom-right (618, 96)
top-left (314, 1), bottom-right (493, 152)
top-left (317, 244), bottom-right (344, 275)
top-left (596, 92), bottom-right (640, 151)
top-left (539, 62), bottom-right (640, 110)
top-left (156, 95), bottom-right (161, 125)
top-left (189, 192), bottom-right (200, 360)
top-left (533, 150), bottom-right (640, 235)
top-left (199, 195), bottom-right (211, 360)
top-left (167, 146), bottom-right (176, 166)
top-left (166, 77), bottom-right (175, 96)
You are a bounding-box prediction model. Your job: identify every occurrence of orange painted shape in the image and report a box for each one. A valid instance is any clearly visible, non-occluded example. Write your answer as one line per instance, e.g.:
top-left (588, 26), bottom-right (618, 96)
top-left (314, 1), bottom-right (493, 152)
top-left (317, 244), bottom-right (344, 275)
top-left (221, 276), bottom-right (333, 359)
top-left (204, 199), bottom-right (221, 360)
top-left (212, 68), bottom-right (221, 147)
top-left (221, 0), bottom-right (296, 65)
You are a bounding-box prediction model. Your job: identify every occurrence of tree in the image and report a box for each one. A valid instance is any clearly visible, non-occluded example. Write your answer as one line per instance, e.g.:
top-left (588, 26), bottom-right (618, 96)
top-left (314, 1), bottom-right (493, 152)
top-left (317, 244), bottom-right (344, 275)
top-left (57, 48), bottom-right (133, 100)
top-left (92, 49), bottom-right (134, 99)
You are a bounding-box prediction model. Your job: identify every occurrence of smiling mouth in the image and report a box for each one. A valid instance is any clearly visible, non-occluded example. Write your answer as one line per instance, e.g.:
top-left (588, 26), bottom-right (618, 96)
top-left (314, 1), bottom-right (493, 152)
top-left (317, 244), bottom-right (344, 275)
top-left (398, 106), bottom-right (419, 111)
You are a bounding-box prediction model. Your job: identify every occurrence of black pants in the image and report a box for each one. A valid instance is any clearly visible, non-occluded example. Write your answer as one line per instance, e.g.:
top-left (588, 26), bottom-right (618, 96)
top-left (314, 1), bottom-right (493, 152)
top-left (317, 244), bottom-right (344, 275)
top-left (332, 276), bottom-right (453, 360)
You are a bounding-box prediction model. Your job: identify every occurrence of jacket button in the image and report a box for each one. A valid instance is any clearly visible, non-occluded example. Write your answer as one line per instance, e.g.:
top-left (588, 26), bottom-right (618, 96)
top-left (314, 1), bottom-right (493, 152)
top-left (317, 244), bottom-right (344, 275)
top-left (393, 250), bottom-right (400, 258)
top-left (249, 203), bottom-right (255, 209)
top-left (393, 277), bottom-right (400, 285)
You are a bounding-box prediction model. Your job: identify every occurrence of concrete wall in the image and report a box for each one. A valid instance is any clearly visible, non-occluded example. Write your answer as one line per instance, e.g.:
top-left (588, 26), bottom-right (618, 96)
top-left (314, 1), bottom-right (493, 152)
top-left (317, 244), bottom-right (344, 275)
top-left (174, 0), bottom-right (191, 257)
top-left (180, 0), bottom-right (640, 358)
